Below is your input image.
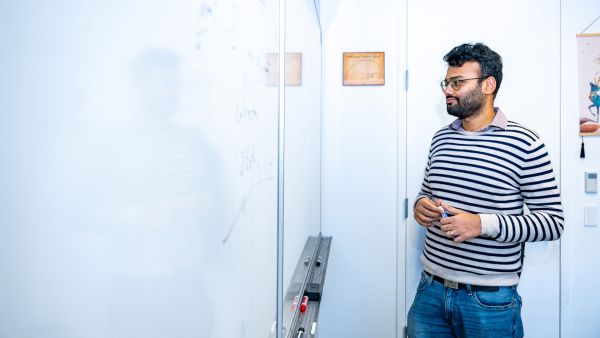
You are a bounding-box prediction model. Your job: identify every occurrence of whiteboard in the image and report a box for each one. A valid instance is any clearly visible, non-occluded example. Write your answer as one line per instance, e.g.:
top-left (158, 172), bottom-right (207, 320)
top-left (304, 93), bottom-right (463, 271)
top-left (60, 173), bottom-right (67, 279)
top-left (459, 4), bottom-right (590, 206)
top-left (0, 1), bottom-right (321, 337)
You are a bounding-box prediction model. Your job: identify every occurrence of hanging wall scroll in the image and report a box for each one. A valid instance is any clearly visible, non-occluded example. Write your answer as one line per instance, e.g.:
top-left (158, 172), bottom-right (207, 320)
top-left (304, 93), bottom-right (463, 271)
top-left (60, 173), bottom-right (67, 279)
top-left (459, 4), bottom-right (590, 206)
top-left (577, 33), bottom-right (600, 136)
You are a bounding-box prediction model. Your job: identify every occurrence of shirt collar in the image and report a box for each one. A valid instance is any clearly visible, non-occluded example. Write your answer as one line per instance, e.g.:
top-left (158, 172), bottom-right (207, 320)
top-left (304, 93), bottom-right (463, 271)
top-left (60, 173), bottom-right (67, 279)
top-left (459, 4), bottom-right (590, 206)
top-left (449, 107), bottom-right (508, 131)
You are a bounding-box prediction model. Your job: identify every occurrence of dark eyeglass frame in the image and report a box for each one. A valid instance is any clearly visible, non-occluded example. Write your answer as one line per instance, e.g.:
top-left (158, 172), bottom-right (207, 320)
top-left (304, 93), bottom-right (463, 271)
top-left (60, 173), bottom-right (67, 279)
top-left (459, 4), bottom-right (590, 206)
top-left (440, 77), bottom-right (486, 91)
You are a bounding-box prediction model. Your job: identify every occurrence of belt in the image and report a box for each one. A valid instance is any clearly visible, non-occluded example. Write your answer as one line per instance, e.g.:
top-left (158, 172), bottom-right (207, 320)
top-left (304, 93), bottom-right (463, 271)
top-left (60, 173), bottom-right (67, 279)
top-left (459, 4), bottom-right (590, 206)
top-left (425, 271), bottom-right (500, 292)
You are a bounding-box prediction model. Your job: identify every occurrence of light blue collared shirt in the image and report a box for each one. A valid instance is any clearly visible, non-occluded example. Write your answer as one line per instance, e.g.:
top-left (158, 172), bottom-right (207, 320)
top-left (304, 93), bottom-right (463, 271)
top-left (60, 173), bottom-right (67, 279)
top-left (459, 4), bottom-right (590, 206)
top-left (449, 107), bottom-right (508, 132)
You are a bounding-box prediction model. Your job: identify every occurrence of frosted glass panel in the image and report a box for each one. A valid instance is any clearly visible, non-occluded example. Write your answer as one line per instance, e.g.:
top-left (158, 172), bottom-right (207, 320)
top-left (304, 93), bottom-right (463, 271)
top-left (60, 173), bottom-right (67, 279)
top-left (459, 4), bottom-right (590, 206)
top-left (0, 1), bottom-right (278, 337)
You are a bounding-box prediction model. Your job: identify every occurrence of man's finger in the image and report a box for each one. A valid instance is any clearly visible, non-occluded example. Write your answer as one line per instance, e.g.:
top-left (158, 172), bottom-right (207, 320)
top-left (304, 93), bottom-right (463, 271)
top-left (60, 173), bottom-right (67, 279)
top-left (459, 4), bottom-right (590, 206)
top-left (415, 206), bottom-right (439, 219)
top-left (453, 235), bottom-right (465, 243)
top-left (417, 214), bottom-right (436, 224)
top-left (439, 217), bottom-right (451, 226)
top-left (440, 201), bottom-right (464, 215)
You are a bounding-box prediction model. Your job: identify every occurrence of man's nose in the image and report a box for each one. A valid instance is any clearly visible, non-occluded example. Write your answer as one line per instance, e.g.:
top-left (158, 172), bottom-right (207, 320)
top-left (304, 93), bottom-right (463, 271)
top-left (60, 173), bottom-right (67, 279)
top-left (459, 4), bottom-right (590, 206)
top-left (443, 85), bottom-right (455, 95)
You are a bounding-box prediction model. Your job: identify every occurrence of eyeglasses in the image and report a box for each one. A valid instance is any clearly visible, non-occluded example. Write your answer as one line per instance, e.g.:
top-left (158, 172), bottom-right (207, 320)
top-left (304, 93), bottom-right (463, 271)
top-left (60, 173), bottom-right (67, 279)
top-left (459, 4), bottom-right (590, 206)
top-left (440, 77), bottom-right (485, 91)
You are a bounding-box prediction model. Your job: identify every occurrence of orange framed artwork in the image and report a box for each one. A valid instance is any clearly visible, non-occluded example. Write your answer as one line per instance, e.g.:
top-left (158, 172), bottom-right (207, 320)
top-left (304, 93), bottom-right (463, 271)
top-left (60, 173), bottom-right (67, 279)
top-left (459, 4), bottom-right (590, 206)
top-left (343, 52), bottom-right (385, 86)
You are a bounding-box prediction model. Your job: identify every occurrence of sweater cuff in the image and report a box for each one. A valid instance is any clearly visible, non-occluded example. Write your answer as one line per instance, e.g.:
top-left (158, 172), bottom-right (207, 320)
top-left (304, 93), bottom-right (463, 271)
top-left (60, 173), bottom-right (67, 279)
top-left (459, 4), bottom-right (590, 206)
top-left (479, 214), bottom-right (500, 238)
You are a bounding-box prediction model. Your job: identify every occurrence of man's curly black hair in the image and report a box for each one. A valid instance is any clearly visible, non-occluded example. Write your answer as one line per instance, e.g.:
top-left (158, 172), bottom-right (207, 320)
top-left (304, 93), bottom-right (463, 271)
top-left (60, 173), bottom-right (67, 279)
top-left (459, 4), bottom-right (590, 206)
top-left (443, 43), bottom-right (503, 98)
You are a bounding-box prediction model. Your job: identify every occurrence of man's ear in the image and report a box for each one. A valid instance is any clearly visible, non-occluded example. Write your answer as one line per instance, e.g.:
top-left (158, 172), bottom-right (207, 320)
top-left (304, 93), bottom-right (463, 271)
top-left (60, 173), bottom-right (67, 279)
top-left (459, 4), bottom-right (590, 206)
top-left (482, 77), bottom-right (497, 95)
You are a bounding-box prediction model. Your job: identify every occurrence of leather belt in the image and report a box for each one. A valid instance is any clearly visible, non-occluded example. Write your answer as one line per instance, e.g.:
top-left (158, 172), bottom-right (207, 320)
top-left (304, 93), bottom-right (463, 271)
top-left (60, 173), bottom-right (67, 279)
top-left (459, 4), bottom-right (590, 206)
top-left (425, 271), bottom-right (500, 292)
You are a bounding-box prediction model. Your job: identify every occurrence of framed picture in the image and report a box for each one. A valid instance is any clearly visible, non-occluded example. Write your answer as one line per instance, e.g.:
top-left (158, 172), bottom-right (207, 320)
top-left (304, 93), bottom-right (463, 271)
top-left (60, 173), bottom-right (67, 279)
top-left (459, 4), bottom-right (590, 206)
top-left (343, 52), bottom-right (385, 86)
top-left (266, 52), bottom-right (302, 86)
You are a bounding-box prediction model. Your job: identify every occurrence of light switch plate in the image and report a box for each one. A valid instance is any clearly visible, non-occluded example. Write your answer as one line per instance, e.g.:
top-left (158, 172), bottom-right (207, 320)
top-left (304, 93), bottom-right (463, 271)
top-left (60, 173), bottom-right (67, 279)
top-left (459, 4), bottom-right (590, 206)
top-left (584, 205), bottom-right (598, 227)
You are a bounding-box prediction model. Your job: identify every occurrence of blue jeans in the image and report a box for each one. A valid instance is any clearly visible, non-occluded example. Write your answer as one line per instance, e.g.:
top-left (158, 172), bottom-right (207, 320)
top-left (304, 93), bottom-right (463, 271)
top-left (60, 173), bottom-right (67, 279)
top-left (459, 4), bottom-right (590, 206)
top-left (407, 271), bottom-right (523, 338)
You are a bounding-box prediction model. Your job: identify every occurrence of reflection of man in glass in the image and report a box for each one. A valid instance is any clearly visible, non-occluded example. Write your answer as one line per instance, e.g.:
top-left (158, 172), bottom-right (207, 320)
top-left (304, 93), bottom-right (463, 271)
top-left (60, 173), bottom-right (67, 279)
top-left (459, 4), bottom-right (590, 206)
top-left (105, 48), bottom-right (224, 338)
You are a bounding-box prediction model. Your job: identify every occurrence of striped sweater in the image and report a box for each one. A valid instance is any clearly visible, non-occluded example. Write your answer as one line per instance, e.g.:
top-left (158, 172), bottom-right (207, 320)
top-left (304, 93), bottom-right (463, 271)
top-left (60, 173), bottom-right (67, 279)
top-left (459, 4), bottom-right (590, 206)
top-left (417, 110), bottom-right (564, 286)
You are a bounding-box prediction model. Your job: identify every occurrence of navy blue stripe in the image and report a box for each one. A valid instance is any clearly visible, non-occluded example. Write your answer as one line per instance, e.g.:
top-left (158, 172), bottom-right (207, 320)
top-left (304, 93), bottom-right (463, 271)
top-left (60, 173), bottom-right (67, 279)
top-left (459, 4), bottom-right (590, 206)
top-left (521, 177), bottom-right (555, 187)
top-left (431, 147), bottom-right (524, 170)
top-left (499, 214), bottom-right (508, 242)
top-left (515, 217), bottom-right (524, 242)
top-left (433, 153), bottom-right (522, 178)
top-left (431, 141), bottom-right (529, 162)
top-left (424, 240), bottom-right (521, 265)
top-left (429, 165), bottom-right (518, 190)
top-left (477, 132), bottom-right (532, 146)
top-left (507, 122), bottom-right (538, 141)
top-left (525, 151), bottom-right (547, 163)
top-left (429, 173), bottom-right (515, 191)
top-left (431, 187), bottom-right (523, 204)
top-left (433, 194), bottom-right (524, 212)
top-left (522, 169), bottom-right (553, 179)
top-left (527, 202), bottom-right (563, 208)
top-left (508, 214), bottom-right (517, 242)
top-left (525, 193), bottom-right (560, 200)
top-left (523, 160), bottom-right (551, 171)
top-left (532, 213), bottom-right (547, 241)
top-left (432, 136), bottom-right (531, 155)
top-left (428, 179), bottom-right (521, 197)
top-left (424, 248), bottom-right (522, 273)
top-left (428, 227), bottom-right (521, 249)
top-left (431, 160), bottom-right (520, 186)
top-left (423, 251), bottom-right (485, 275)
top-left (529, 143), bottom-right (544, 154)
top-left (525, 214), bottom-right (540, 242)
top-left (521, 185), bottom-right (557, 193)
top-left (547, 213), bottom-right (558, 239)
top-left (426, 233), bottom-right (521, 257)
top-left (493, 214), bottom-right (502, 240)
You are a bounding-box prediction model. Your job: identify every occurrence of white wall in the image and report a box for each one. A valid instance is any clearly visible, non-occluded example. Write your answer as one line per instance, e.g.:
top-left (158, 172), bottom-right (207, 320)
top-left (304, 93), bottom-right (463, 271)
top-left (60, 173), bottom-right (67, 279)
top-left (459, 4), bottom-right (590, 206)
top-left (560, 1), bottom-right (600, 337)
top-left (321, 0), bottom-right (568, 337)
top-left (319, 1), bottom-right (405, 337)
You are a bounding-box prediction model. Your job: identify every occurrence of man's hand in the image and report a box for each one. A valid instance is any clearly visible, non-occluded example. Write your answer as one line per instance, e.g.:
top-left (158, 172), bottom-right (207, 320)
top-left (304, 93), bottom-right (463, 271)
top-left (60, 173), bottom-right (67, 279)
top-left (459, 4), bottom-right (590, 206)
top-left (414, 197), bottom-right (442, 227)
top-left (438, 200), bottom-right (481, 243)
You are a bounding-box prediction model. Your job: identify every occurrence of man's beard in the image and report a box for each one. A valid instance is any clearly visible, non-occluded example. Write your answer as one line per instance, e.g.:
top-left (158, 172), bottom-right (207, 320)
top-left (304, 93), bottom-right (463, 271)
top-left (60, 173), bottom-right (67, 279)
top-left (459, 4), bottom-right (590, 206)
top-left (446, 87), bottom-right (483, 118)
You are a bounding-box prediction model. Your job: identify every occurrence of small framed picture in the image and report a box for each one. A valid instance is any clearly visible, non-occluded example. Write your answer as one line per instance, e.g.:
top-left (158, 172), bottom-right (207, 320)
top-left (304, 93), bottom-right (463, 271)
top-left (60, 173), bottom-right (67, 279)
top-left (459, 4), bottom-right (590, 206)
top-left (266, 52), bottom-right (302, 86)
top-left (343, 52), bottom-right (385, 86)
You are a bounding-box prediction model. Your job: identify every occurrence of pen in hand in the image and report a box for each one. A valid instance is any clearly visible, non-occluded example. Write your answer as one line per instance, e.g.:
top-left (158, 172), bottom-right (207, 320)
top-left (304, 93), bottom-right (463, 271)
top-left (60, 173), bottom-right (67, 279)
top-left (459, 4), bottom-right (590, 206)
top-left (438, 205), bottom-right (449, 218)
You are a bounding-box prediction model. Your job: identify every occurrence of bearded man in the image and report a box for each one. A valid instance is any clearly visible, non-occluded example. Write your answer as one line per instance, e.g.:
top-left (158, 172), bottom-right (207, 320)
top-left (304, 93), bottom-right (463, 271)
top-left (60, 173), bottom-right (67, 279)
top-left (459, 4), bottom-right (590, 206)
top-left (408, 43), bottom-right (564, 338)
